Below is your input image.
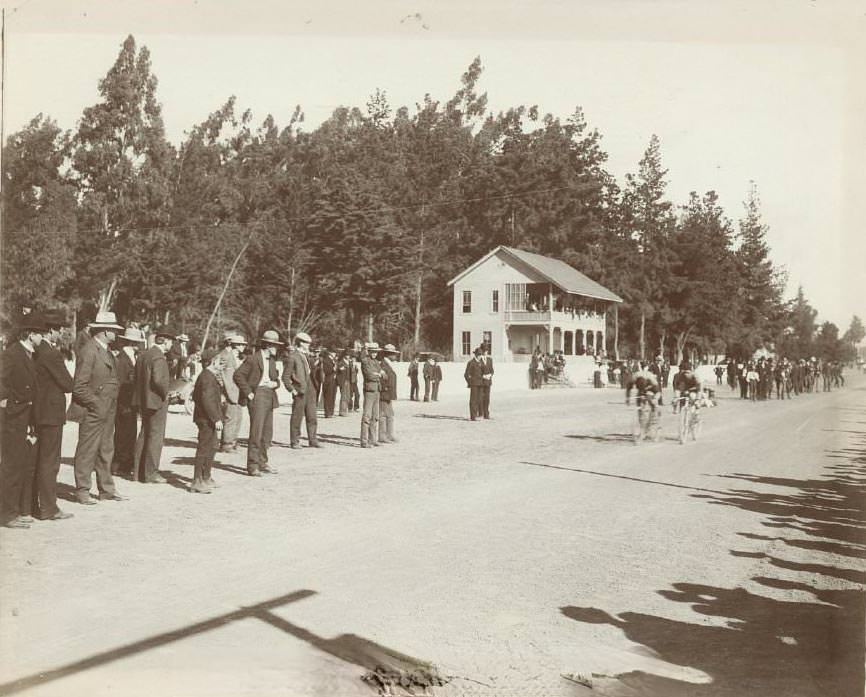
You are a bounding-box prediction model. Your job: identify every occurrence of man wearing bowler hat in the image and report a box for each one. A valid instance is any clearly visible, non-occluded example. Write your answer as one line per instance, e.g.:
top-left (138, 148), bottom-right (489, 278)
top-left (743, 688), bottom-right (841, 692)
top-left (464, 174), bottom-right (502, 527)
top-left (283, 331), bottom-right (321, 449)
top-left (234, 329), bottom-right (283, 475)
top-left (70, 311), bottom-right (126, 504)
top-left (135, 326), bottom-right (173, 484)
top-left (32, 309), bottom-right (75, 520)
top-left (111, 326), bottom-right (145, 478)
top-left (0, 311), bottom-right (47, 528)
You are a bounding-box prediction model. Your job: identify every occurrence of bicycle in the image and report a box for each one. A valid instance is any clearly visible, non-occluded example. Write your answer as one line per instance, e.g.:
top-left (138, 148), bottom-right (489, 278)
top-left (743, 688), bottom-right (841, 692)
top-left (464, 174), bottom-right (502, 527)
top-left (675, 392), bottom-right (702, 444)
top-left (633, 392), bottom-right (661, 444)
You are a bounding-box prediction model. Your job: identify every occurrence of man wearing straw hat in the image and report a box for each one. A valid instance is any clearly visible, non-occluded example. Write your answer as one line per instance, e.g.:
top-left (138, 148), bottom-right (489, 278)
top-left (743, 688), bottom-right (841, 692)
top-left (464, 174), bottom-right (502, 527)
top-left (359, 341), bottom-right (383, 448)
top-left (111, 326), bottom-right (146, 479)
top-left (71, 310), bottom-right (127, 504)
top-left (135, 326), bottom-right (174, 484)
top-left (378, 344), bottom-right (399, 444)
top-left (0, 311), bottom-right (47, 528)
top-left (283, 331), bottom-right (321, 449)
top-left (32, 309), bottom-right (75, 521)
top-left (234, 329), bottom-right (283, 476)
top-left (218, 333), bottom-right (247, 453)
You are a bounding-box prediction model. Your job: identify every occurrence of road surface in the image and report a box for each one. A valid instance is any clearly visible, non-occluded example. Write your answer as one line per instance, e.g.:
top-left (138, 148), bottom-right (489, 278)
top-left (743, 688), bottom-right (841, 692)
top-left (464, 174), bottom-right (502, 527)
top-left (1, 375), bottom-right (863, 696)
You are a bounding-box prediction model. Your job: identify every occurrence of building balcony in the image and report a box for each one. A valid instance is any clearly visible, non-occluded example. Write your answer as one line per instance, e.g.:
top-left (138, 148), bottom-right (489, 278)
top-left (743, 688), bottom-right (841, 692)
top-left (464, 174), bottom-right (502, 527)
top-left (504, 309), bottom-right (603, 324)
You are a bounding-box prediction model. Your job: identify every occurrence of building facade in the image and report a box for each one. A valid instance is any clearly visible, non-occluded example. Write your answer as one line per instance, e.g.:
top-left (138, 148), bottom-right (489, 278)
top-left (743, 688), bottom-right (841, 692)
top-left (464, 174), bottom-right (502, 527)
top-left (447, 246), bottom-right (623, 362)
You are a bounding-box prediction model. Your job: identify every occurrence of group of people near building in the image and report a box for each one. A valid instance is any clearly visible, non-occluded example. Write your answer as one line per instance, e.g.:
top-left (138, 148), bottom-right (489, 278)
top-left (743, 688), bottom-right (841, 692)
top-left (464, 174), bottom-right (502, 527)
top-left (724, 357), bottom-right (845, 401)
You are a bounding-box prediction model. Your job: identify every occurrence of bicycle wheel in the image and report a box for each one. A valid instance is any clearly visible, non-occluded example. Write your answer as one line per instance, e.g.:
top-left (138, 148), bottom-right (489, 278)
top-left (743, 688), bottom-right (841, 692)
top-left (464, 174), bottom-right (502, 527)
top-left (633, 403), bottom-right (647, 444)
top-left (650, 408), bottom-right (662, 442)
top-left (678, 403), bottom-right (688, 444)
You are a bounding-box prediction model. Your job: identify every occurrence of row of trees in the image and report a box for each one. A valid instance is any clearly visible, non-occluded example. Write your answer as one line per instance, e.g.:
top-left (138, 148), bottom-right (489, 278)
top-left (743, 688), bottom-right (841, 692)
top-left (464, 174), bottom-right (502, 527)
top-left (2, 35), bottom-right (861, 362)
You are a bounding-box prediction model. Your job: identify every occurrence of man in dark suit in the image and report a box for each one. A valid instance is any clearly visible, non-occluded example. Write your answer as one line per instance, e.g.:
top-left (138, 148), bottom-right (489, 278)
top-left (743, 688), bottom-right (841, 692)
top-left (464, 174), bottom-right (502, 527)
top-left (408, 355), bottom-right (420, 401)
top-left (321, 349), bottom-right (337, 418)
top-left (378, 344), bottom-right (399, 443)
top-left (283, 331), bottom-right (321, 449)
top-left (480, 343), bottom-right (494, 419)
top-left (190, 349), bottom-right (225, 493)
top-left (348, 353), bottom-right (360, 411)
top-left (336, 350), bottom-right (351, 416)
top-left (135, 327), bottom-right (173, 484)
top-left (0, 312), bottom-right (46, 528)
top-left (32, 310), bottom-right (74, 521)
top-left (71, 311), bottom-right (126, 505)
top-left (111, 326), bottom-right (145, 478)
top-left (234, 329), bottom-right (283, 475)
top-left (464, 348), bottom-right (485, 421)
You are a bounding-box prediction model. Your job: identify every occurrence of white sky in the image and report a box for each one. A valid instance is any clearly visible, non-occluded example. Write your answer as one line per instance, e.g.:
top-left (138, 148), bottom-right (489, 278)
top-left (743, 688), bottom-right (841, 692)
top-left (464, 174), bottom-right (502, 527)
top-left (2, 0), bottom-right (864, 330)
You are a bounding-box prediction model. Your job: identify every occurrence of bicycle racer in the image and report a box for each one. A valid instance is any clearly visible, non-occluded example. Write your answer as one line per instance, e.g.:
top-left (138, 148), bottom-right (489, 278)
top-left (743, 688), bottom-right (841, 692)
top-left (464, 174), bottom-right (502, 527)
top-left (672, 360), bottom-right (702, 413)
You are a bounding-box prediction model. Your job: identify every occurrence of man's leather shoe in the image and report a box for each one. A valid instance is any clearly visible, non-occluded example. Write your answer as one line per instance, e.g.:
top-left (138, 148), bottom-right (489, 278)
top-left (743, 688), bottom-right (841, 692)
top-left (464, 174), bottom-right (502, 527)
top-left (18, 515), bottom-right (35, 523)
top-left (290, 444), bottom-right (302, 450)
top-left (145, 474), bottom-right (167, 484)
top-left (260, 466), bottom-right (278, 474)
top-left (309, 442), bottom-right (323, 448)
top-left (248, 470), bottom-right (263, 477)
top-left (360, 442), bottom-right (369, 448)
top-left (77, 496), bottom-right (97, 506)
top-left (48, 510), bottom-right (74, 520)
top-left (4, 518), bottom-right (30, 529)
top-left (100, 493), bottom-right (128, 501)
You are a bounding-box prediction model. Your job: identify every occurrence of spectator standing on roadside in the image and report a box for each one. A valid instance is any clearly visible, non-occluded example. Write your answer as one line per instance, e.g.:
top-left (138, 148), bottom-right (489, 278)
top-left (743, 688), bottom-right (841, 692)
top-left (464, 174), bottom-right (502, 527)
top-left (378, 344), bottom-right (399, 443)
top-left (234, 330), bottom-right (283, 475)
top-left (111, 326), bottom-right (145, 478)
top-left (71, 311), bottom-right (127, 505)
top-left (465, 347), bottom-right (485, 420)
top-left (336, 349), bottom-right (351, 416)
top-left (360, 342), bottom-right (383, 448)
top-left (348, 351), bottom-right (361, 411)
top-left (480, 343), bottom-right (494, 419)
top-left (321, 348), bottom-right (337, 418)
top-left (408, 354), bottom-right (420, 401)
top-left (0, 312), bottom-right (47, 528)
top-left (284, 332), bottom-right (321, 449)
top-left (135, 327), bottom-right (173, 484)
top-left (190, 349), bottom-right (224, 493)
top-left (218, 334), bottom-right (246, 453)
top-left (31, 310), bottom-right (75, 521)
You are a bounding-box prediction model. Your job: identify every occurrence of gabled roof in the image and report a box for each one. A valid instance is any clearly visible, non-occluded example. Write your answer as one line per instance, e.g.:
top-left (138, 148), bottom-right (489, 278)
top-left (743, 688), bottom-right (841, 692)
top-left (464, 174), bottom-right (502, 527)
top-left (447, 245), bottom-right (623, 303)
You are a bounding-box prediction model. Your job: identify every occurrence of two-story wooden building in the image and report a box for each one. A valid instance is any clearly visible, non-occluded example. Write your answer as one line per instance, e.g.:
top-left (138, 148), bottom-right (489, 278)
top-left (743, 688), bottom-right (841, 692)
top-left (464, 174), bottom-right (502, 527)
top-left (447, 246), bottom-right (623, 362)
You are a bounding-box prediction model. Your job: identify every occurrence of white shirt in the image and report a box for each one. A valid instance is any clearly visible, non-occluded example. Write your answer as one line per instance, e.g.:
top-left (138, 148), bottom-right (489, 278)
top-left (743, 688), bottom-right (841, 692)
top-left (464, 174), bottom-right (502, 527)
top-left (258, 351), bottom-right (280, 387)
top-left (123, 345), bottom-right (137, 365)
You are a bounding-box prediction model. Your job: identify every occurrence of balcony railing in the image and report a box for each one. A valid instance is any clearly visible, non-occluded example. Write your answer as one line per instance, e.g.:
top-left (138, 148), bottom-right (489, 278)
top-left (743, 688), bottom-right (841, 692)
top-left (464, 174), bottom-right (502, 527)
top-left (504, 309), bottom-right (602, 323)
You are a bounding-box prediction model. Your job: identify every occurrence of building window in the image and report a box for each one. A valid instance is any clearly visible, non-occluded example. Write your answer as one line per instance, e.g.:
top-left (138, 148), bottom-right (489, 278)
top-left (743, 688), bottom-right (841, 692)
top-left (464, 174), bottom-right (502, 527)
top-left (483, 331), bottom-right (492, 353)
top-left (462, 290), bottom-right (472, 313)
top-left (461, 331), bottom-right (471, 356)
top-left (492, 290), bottom-right (499, 313)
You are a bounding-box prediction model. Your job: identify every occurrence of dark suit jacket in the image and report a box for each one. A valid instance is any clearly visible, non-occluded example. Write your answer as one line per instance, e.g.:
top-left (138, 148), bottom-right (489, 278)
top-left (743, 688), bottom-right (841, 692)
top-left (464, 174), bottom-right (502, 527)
top-left (335, 358), bottom-right (350, 387)
top-left (72, 339), bottom-right (120, 416)
top-left (234, 351), bottom-right (279, 407)
top-left (380, 361), bottom-right (397, 402)
top-left (464, 358), bottom-right (485, 387)
top-left (192, 369), bottom-right (223, 424)
top-left (115, 349), bottom-right (137, 412)
top-left (361, 356), bottom-right (382, 392)
top-left (481, 356), bottom-right (494, 381)
top-left (135, 346), bottom-right (170, 412)
top-left (321, 355), bottom-right (336, 383)
top-left (0, 342), bottom-right (39, 426)
top-left (283, 351), bottom-right (316, 396)
top-left (34, 341), bottom-right (73, 426)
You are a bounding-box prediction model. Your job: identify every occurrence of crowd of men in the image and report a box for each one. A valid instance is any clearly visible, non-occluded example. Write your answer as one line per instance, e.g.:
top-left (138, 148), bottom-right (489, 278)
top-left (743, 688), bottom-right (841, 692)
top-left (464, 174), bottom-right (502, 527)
top-left (722, 356), bottom-right (846, 401)
top-left (0, 308), bottom-right (456, 526)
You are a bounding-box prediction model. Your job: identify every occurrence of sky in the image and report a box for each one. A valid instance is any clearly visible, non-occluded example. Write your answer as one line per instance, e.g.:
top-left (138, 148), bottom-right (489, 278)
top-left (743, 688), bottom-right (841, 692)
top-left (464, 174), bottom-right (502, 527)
top-left (2, 0), bottom-right (864, 331)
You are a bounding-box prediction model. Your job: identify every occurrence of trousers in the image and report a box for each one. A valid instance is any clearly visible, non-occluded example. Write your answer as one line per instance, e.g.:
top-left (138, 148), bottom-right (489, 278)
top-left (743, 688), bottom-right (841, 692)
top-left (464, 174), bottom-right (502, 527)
top-left (0, 410), bottom-right (36, 524)
top-left (112, 404), bottom-right (137, 473)
top-left (469, 386), bottom-right (482, 419)
top-left (137, 403), bottom-right (168, 482)
top-left (74, 397), bottom-right (118, 498)
top-left (378, 401), bottom-right (395, 442)
top-left (290, 392), bottom-right (318, 446)
top-left (246, 387), bottom-right (275, 472)
top-left (33, 424), bottom-right (63, 518)
top-left (360, 390), bottom-right (380, 444)
top-left (222, 402), bottom-right (243, 447)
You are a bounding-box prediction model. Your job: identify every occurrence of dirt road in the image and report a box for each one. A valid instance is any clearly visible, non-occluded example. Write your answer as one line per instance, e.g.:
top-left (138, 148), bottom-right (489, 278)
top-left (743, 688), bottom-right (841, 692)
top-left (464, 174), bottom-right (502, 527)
top-left (1, 376), bottom-right (864, 697)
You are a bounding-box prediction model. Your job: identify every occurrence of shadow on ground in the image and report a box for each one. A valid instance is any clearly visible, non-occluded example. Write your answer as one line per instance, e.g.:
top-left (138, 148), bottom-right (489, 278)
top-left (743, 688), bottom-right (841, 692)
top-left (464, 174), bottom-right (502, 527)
top-left (561, 427), bottom-right (866, 696)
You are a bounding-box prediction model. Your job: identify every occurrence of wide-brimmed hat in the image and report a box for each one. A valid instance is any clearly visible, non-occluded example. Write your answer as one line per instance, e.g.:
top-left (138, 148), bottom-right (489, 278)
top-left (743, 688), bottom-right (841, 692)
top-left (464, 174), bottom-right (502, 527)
top-left (381, 343), bottom-right (399, 354)
top-left (89, 311), bottom-right (124, 331)
top-left (155, 325), bottom-right (178, 339)
top-left (117, 327), bottom-right (146, 344)
top-left (364, 341), bottom-right (380, 351)
top-left (294, 331), bottom-right (312, 344)
top-left (225, 333), bottom-right (247, 346)
top-left (18, 311), bottom-right (48, 332)
top-left (176, 333), bottom-right (189, 342)
top-left (43, 309), bottom-right (68, 328)
top-left (259, 329), bottom-right (284, 346)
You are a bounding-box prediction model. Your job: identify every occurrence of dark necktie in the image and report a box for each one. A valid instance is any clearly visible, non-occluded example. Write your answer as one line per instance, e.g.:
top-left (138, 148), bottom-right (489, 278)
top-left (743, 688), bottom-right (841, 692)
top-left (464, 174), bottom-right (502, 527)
top-left (268, 356), bottom-right (278, 382)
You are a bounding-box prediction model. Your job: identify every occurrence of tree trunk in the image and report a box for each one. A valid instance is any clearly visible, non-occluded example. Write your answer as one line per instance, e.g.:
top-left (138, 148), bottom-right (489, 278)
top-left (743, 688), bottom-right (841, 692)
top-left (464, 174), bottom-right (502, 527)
top-left (413, 231), bottom-right (424, 349)
top-left (367, 313), bottom-right (374, 342)
top-left (286, 266), bottom-right (295, 337)
top-left (613, 304), bottom-right (619, 361)
top-left (639, 310), bottom-right (646, 361)
top-left (658, 330), bottom-right (666, 362)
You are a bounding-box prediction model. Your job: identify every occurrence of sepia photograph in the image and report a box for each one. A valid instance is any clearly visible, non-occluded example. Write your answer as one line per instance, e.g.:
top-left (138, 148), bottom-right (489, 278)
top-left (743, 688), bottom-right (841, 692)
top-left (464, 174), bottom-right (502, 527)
top-left (0, 1), bottom-right (864, 695)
